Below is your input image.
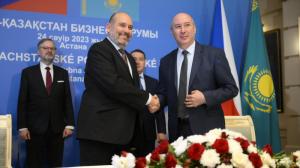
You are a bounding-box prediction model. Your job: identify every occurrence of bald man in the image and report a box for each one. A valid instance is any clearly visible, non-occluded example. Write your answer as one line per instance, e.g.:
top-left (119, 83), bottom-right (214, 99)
top-left (157, 13), bottom-right (238, 142)
top-left (77, 12), bottom-right (160, 165)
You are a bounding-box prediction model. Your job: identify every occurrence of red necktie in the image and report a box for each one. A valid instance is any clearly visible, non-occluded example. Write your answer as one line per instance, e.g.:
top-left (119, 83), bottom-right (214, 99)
top-left (45, 67), bottom-right (52, 95)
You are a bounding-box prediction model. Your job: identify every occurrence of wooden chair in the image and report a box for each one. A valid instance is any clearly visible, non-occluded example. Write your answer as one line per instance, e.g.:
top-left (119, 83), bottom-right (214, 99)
top-left (0, 114), bottom-right (12, 168)
top-left (225, 115), bottom-right (256, 141)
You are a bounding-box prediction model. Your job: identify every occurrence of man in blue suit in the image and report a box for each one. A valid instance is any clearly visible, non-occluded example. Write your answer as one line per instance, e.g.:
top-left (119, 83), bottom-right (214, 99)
top-left (131, 49), bottom-right (167, 156)
top-left (158, 13), bottom-right (238, 142)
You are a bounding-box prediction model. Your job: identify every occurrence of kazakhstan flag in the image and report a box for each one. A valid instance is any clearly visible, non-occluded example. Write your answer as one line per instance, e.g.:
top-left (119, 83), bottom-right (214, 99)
top-left (241, 0), bottom-right (281, 152)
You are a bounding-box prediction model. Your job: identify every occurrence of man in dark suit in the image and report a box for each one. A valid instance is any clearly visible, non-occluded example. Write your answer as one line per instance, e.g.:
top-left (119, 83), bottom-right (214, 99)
top-left (77, 12), bottom-right (160, 165)
top-left (131, 49), bottom-right (167, 156)
top-left (158, 13), bottom-right (238, 142)
top-left (17, 38), bottom-right (75, 167)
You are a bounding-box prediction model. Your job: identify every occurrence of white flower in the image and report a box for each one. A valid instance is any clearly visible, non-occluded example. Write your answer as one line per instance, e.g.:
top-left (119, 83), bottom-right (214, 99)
top-left (206, 128), bottom-right (223, 136)
top-left (175, 165), bottom-right (183, 168)
top-left (225, 129), bottom-right (246, 140)
top-left (261, 152), bottom-right (276, 168)
top-left (186, 134), bottom-right (207, 144)
top-left (247, 143), bottom-right (258, 153)
top-left (126, 153), bottom-right (136, 167)
top-left (159, 154), bottom-right (166, 160)
top-left (231, 152), bottom-right (253, 168)
top-left (171, 136), bottom-right (188, 156)
top-left (200, 149), bottom-right (220, 167)
top-left (261, 165), bottom-right (270, 168)
top-left (111, 153), bottom-right (135, 168)
top-left (205, 129), bottom-right (223, 145)
top-left (278, 157), bottom-right (292, 167)
top-left (293, 150), bottom-right (300, 161)
top-left (145, 153), bottom-right (151, 163)
top-left (228, 139), bottom-right (243, 154)
top-left (217, 163), bottom-right (233, 168)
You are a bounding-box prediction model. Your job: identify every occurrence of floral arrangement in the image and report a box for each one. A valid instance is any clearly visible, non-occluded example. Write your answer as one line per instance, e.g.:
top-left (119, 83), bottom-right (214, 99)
top-left (111, 128), bottom-right (300, 168)
top-left (274, 151), bottom-right (300, 168)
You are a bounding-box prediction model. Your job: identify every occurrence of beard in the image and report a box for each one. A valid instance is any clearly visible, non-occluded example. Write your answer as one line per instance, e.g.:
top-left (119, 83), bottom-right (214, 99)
top-left (41, 54), bottom-right (55, 65)
top-left (109, 32), bottom-right (130, 48)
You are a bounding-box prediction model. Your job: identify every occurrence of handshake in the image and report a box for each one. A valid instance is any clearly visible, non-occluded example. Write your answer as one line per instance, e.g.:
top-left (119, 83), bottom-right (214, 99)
top-left (148, 94), bottom-right (160, 113)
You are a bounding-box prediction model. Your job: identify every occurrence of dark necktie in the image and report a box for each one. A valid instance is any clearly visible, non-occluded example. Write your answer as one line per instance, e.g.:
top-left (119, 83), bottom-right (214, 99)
top-left (118, 49), bottom-right (128, 65)
top-left (177, 50), bottom-right (189, 119)
top-left (45, 67), bottom-right (52, 95)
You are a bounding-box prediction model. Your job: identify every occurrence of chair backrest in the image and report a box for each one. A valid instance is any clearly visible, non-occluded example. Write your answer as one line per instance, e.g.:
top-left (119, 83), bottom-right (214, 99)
top-left (0, 114), bottom-right (12, 168)
top-left (225, 115), bottom-right (256, 141)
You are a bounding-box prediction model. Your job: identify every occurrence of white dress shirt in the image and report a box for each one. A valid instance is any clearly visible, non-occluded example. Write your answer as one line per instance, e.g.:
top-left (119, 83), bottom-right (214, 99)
top-left (176, 41), bottom-right (196, 93)
top-left (139, 73), bottom-right (146, 91)
top-left (106, 37), bottom-right (152, 105)
top-left (40, 62), bottom-right (54, 86)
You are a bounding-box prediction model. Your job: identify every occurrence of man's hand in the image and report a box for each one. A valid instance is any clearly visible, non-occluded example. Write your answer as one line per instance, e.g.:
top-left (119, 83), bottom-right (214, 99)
top-left (148, 94), bottom-right (160, 113)
top-left (63, 128), bottom-right (73, 138)
top-left (185, 90), bottom-right (206, 108)
top-left (19, 129), bottom-right (30, 140)
top-left (156, 133), bottom-right (167, 143)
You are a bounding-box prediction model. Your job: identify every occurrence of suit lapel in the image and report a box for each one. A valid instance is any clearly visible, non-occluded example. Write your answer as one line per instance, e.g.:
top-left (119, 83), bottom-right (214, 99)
top-left (119, 51), bottom-right (132, 77)
top-left (127, 53), bottom-right (139, 85)
top-left (144, 75), bottom-right (153, 91)
top-left (189, 43), bottom-right (203, 89)
top-left (171, 49), bottom-right (178, 91)
top-left (104, 38), bottom-right (134, 83)
top-left (34, 64), bottom-right (49, 95)
top-left (50, 66), bottom-right (59, 94)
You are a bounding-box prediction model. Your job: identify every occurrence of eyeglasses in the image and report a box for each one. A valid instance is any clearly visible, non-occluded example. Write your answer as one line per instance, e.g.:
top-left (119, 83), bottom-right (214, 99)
top-left (40, 46), bottom-right (56, 51)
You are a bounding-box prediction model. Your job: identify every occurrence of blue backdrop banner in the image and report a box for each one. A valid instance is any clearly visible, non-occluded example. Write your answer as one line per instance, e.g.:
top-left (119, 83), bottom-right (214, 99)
top-left (0, 0), bottom-right (251, 166)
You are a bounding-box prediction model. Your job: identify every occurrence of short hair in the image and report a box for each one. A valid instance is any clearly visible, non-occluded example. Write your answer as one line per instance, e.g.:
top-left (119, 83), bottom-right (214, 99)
top-left (131, 49), bottom-right (146, 59)
top-left (109, 12), bottom-right (128, 23)
top-left (37, 38), bottom-right (55, 48)
top-left (108, 12), bottom-right (118, 23)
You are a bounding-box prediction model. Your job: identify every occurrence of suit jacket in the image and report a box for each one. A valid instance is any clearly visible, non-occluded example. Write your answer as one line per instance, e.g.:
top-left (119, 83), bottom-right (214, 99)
top-left (17, 64), bottom-right (74, 134)
top-left (77, 38), bottom-right (149, 145)
top-left (158, 41), bottom-right (238, 142)
top-left (142, 75), bottom-right (166, 141)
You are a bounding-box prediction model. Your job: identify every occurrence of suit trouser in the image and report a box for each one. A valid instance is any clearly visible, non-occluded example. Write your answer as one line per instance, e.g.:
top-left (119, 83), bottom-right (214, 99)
top-left (79, 139), bottom-right (129, 166)
top-left (79, 120), bottom-right (143, 165)
top-left (177, 118), bottom-right (193, 138)
top-left (138, 139), bottom-right (155, 156)
top-left (25, 129), bottom-right (64, 168)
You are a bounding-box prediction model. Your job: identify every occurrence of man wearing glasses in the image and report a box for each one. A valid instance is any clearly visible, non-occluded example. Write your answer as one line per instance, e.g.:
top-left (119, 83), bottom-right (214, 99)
top-left (17, 38), bottom-right (75, 167)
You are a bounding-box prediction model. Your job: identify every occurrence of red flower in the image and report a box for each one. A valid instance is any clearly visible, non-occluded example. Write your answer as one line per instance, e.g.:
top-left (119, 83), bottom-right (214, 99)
top-left (157, 140), bottom-right (169, 154)
top-left (221, 132), bottom-right (228, 139)
top-left (212, 138), bottom-right (229, 154)
top-left (165, 153), bottom-right (177, 168)
top-left (262, 144), bottom-right (273, 156)
top-left (248, 152), bottom-right (263, 168)
top-left (235, 137), bottom-right (250, 151)
top-left (150, 150), bottom-right (160, 162)
top-left (135, 157), bottom-right (147, 168)
top-left (187, 143), bottom-right (205, 160)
